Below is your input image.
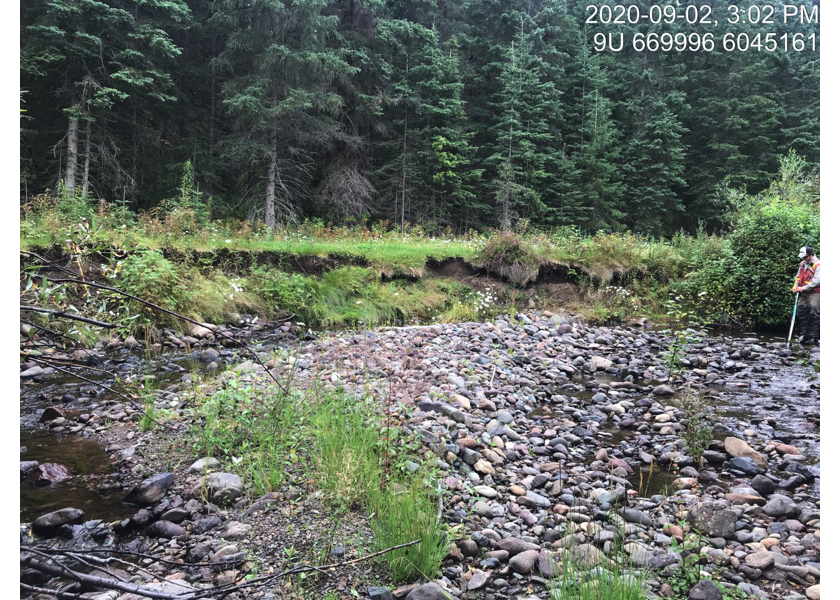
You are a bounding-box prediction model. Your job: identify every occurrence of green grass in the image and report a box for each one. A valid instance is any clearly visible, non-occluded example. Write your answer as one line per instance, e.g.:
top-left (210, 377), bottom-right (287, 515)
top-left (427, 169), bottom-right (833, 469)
top-left (547, 538), bottom-right (651, 600)
top-left (190, 372), bottom-right (450, 583)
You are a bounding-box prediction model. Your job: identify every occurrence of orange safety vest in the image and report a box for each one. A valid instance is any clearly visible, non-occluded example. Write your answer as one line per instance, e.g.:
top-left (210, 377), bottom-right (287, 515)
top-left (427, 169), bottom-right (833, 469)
top-left (795, 258), bottom-right (820, 293)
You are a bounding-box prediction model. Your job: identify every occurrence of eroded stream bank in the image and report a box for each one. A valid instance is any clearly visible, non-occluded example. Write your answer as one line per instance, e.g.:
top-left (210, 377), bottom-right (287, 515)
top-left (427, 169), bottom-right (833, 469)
top-left (20, 314), bottom-right (820, 600)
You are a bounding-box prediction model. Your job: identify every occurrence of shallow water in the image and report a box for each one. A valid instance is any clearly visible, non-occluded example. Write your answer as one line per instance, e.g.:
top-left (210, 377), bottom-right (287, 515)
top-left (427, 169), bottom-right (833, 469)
top-left (20, 429), bottom-right (136, 523)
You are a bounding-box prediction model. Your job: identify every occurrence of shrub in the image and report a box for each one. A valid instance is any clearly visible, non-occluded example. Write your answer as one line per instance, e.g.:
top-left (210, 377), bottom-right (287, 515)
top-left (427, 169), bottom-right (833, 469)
top-left (117, 250), bottom-right (182, 323)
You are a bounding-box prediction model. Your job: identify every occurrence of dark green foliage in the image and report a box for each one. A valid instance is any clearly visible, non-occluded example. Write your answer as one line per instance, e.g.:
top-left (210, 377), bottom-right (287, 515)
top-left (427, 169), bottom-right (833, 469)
top-left (674, 153), bottom-right (820, 326)
top-left (20, 0), bottom-right (819, 236)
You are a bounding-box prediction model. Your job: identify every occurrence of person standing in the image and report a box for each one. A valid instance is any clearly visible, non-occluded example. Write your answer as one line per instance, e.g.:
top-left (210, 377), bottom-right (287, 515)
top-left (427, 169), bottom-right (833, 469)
top-left (792, 246), bottom-right (820, 346)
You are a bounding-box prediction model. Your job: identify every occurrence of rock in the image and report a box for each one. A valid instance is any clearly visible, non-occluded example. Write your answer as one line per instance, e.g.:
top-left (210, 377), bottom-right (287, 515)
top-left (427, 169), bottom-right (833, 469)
top-left (591, 357), bottom-right (613, 370)
top-left (20, 461), bottom-right (39, 475)
top-left (537, 549), bottom-right (560, 577)
top-left (510, 549), bottom-right (540, 574)
top-left (745, 552), bottom-right (775, 570)
top-left (39, 407), bottom-right (65, 422)
top-left (560, 543), bottom-right (608, 568)
top-left (368, 587), bottom-right (394, 600)
top-left (32, 508), bottom-right (85, 534)
top-left (688, 579), bottom-right (723, 600)
top-left (750, 475), bottom-right (777, 496)
top-left (27, 463), bottom-right (71, 485)
top-left (204, 472), bottom-right (243, 504)
top-left (474, 460), bottom-right (495, 475)
top-left (724, 437), bottom-right (769, 471)
top-left (728, 456), bottom-right (763, 476)
top-left (806, 584), bottom-right (820, 600)
top-left (123, 473), bottom-right (174, 505)
top-left (467, 570), bottom-right (489, 591)
top-left (209, 545), bottom-right (244, 563)
top-left (405, 583), bottom-right (452, 600)
top-left (159, 508), bottom-right (189, 523)
top-left (190, 324), bottom-right (213, 339)
top-left (456, 539), bottom-right (478, 557)
top-left (498, 538), bottom-right (540, 556)
top-left (20, 366), bottom-right (44, 378)
top-left (763, 496), bottom-right (801, 519)
top-left (725, 493), bottom-right (766, 506)
top-left (187, 457), bottom-right (221, 474)
top-left (473, 485), bottom-right (497, 498)
top-left (624, 542), bottom-right (654, 567)
top-left (652, 384), bottom-right (675, 395)
top-left (147, 521), bottom-right (186, 539)
top-left (620, 508), bottom-right (653, 526)
top-left (224, 522), bottom-right (251, 540)
top-left (688, 503), bottom-right (736, 539)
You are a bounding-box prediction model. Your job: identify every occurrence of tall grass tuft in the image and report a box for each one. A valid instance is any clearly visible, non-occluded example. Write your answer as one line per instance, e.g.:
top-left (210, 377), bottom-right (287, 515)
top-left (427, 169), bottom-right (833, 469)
top-left (367, 477), bottom-right (451, 583)
top-left (549, 547), bottom-right (651, 600)
top-left (311, 393), bottom-right (381, 511)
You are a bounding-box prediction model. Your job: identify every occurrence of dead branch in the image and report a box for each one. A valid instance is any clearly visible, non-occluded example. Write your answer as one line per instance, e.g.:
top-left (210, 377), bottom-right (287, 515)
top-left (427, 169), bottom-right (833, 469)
top-left (21, 552), bottom-right (193, 600)
top-left (20, 305), bottom-right (117, 329)
top-left (22, 538), bottom-right (422, 599)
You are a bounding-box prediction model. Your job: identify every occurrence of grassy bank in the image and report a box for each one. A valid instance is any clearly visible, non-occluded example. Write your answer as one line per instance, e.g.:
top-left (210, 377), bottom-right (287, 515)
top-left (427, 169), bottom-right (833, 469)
top-left (20, 153), bottom-right (819, 334)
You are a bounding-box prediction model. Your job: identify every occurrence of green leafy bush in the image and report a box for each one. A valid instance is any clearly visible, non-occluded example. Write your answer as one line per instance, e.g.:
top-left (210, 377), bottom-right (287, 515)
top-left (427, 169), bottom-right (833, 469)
top-left (675, 154), bottom-right (819, 326)
top-left (117, 251), bottom-right (183, 324)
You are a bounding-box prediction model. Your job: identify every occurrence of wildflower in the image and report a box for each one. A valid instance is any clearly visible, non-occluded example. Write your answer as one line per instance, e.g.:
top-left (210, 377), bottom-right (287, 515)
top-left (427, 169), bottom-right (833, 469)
top-left (225, 239), bottom-right (232, 243)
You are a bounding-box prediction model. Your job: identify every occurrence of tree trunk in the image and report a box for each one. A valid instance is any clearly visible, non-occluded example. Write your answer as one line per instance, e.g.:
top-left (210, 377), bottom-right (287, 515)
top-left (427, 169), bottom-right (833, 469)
top-left (65, 116), bottom-right (79, 196)
top-left (265, 127), bottom-right (277, 229)
top-left (81, 119), bottom-right (91, 198)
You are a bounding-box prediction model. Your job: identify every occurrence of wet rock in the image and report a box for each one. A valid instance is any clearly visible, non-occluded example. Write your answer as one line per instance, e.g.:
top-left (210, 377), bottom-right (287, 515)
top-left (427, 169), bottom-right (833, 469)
top-left (147, 520), bottom-right (186, 539)
top-left (32, 508), bottom-right (85, 534)
top-left (20, 460), bottom-right (39, 475)
top-left (27, 463), bottom-right (71, 485)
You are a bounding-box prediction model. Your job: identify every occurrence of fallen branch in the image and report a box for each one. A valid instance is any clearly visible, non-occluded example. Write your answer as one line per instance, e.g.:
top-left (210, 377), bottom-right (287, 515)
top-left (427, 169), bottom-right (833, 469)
top-left (20, 305), bottom-right (117, 329)
top-left (22, 539), bottom-right (422, 600)
top-left (21, 553), bottom-right (193, 600)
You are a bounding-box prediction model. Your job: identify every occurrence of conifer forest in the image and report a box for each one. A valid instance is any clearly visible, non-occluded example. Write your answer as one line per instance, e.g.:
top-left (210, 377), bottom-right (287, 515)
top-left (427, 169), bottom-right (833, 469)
top-left (21, 0), bottom-right (819, 235)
